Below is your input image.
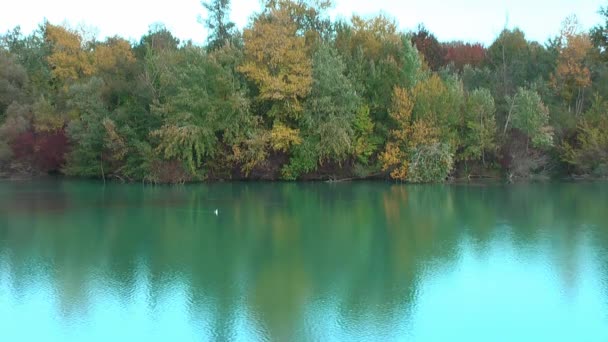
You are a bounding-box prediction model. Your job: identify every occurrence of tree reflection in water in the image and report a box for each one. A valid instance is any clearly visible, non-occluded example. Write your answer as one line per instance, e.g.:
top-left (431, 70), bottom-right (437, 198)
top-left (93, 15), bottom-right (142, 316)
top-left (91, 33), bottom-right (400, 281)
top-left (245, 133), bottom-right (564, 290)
top-left (0, 180), bottom-right (607, 341)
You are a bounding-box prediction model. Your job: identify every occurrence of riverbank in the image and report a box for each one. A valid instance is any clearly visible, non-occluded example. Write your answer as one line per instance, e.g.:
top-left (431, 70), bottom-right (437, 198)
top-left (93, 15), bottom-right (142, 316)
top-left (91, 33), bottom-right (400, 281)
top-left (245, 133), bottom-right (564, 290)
top-left (1, 168), bottom-right (605, 185)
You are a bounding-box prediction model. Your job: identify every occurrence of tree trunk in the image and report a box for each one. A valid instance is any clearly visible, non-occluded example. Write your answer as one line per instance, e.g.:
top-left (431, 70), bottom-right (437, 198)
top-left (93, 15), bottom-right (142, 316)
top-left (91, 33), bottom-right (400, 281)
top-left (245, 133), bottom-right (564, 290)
top-left (100, 152), bottom-right (106, 184)
top-left (503, 98), bottom-right (515, 135)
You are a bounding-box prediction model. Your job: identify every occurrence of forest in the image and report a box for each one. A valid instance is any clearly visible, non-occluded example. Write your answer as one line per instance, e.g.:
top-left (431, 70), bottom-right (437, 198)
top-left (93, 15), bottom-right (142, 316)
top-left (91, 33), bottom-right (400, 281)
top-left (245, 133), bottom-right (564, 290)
top-left (1, 0), bottom-right (607, 183)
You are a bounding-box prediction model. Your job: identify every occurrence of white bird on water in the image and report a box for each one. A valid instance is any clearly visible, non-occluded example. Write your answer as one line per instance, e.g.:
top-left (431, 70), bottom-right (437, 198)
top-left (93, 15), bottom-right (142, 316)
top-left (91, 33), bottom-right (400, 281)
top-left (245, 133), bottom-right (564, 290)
top-left (214, 209), bottom-right (219, 216)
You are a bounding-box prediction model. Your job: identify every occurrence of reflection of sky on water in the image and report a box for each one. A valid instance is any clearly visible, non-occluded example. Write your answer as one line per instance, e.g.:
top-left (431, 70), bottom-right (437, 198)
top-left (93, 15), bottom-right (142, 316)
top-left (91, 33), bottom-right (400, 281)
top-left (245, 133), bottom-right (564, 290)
top-left (0, 180), bottom-right (607, 341)
top-left (410, 233), bottom-right (608, 341)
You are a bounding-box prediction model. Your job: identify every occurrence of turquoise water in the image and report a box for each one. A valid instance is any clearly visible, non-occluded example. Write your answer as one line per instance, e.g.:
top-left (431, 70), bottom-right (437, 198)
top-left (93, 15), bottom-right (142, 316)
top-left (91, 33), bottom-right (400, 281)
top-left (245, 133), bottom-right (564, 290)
top-left (0, 180), bottom-right (607, 341)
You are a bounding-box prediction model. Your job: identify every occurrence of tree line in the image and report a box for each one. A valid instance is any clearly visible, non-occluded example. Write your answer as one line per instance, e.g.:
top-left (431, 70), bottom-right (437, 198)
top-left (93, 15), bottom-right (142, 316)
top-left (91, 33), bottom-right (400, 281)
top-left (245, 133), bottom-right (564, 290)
top-left (1, 0), bottom-right (607, 183)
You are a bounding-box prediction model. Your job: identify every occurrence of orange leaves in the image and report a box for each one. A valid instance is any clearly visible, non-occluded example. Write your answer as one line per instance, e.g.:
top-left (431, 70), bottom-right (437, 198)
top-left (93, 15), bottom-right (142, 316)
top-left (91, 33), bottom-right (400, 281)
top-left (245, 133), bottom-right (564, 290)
top-left (381, 142), bottom-right (408, 180)
top-left (381, 84), bottom-right (445, 181)
top-left (550, 15), bottom-right (592, 110)
top-left (381, 86), bottom-right (413, 180)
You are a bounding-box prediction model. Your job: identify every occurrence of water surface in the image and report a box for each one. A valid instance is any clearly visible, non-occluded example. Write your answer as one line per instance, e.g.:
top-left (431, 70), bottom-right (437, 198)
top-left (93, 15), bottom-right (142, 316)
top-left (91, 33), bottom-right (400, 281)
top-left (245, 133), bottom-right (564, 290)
top-left (1, 180), bottom-right (607, 341)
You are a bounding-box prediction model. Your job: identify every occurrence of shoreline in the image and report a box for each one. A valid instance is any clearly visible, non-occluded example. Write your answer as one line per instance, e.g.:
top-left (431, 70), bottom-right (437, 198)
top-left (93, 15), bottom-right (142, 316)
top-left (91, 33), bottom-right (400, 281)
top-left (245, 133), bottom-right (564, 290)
top-left (1, 172), bottom-right (605, 185)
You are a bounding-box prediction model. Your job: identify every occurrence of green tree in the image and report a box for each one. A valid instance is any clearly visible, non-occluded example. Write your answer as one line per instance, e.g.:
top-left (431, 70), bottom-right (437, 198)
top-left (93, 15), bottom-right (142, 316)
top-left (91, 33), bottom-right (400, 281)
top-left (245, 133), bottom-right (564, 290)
top-left (283, 44), bottom-right (360, 179)
top-left (63, 78), bottom-right (110, 178)
top-left (487, 29), bottom-right (533, 98)
top-left (353, 104), bottom-right (378, 165)
top-left (590, 6), bottom-right (608, 62)
top-left (487, 30), bottom-right (555, 105)
top-left (151, 46), bottom-right (250, 177)
top-left (201, 0), bottom-right (237, 50)
top-left (407, 142), bottom-right (454, 183)
top-left (459, 88), bottom-right (497, 164)
top-left (1, 25), bottom-right (53, 96)
top-left (506, 87), bottom-right (554, 149)
top-left (135, 24), bottom-right (180, 57)
top-left (335, 16), bottom-right (423, 127)
top-left (562, 95), bottom-right (608, 177)
top-left (0, 51), bottom-right (28, 119)
top-left (411, 73), bottom-right (463, 148)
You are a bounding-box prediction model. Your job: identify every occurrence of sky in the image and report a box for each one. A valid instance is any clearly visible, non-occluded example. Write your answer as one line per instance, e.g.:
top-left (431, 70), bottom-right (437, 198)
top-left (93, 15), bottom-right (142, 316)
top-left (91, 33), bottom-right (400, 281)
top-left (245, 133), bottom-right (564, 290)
top-left (0, 0), bottom-right (605, 46)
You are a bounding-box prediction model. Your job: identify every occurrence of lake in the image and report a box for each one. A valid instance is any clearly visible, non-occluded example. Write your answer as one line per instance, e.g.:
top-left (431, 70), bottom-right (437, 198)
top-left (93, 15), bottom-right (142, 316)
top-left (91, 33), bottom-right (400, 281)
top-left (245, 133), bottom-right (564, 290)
top-left (0, 180), bottom-right (607, 341)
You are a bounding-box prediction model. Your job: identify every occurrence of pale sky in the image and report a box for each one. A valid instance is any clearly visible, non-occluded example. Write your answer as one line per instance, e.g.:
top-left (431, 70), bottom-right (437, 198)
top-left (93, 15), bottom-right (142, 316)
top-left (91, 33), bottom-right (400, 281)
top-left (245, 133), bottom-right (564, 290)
top-left (0, 0), bottom-right (604, 46)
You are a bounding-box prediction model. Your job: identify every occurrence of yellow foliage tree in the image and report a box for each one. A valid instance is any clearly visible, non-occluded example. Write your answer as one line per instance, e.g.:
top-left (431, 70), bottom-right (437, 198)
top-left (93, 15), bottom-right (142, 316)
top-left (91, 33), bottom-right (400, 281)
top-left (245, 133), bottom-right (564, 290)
top-left (381, 86), bottom-right (442, 180)
top-left (93, 37), bottom-right (136, 73)
top-left (349, 15), bottom-right (401, 61)
top-left (230, 128), bottom-right (271, 176)
top-left (270, 122), bottom-right (302, 152)
top-left (238, 7), bottom-right (312, 121)
top-left (380, 87), bottom-right (413, 180)
top-left (45, 23), bottom-right (96, 84)
top-left (550, 15), bottom-right (592, 116)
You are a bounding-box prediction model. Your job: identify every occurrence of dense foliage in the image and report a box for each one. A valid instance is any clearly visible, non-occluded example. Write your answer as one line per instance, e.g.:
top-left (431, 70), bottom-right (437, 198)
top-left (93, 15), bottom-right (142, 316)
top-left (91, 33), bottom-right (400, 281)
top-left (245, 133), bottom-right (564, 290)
top-left (1, 1), bottom-right (608, 182)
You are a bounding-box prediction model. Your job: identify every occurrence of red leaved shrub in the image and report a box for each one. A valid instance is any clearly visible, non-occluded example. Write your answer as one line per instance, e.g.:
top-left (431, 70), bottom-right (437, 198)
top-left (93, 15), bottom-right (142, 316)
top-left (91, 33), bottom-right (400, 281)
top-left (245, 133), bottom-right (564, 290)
top-left (11, 131), bottom-right (36, 161)
top-left (35, 130), bottom-right (68, 172)
top-left (443, 42), bottom-right (486, 71)
top-left (11, 129), bottom-right (69, 173)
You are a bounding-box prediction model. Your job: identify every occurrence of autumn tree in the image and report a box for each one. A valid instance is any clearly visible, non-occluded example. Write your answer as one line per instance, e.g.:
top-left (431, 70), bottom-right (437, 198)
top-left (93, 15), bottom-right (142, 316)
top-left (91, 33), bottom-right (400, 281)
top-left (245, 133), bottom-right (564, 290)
top-left (411, 24), bottom-right (444, 71)
top-left (550, 16), bottom-right (592, 116)
top-left (44, 23), bottom-right (95, 85)
top-left (380, 86), bottom-right (415, 180)
top-left (443, 42), bottom-right (486, 71)
top-left (0, 27), bottom-right (73, 173)
top-left (239, 5), bottom-right (312, 123)
top-left (3, 6), bottom-right (608, 182)
top-left (380, 84), bottom-right (454, 183)
top-left (261, 0), bottom-right (333, 41)
top-left (93, 36), bottom-right (137, 108)
top-left (335, 16), bottom-right (423, 127)
top-left (411, 74), bottom-right (463, 146)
